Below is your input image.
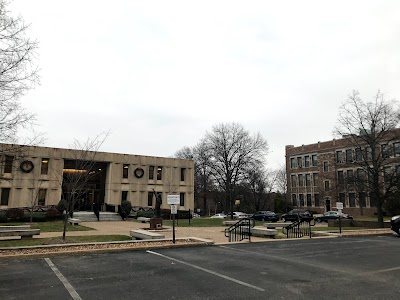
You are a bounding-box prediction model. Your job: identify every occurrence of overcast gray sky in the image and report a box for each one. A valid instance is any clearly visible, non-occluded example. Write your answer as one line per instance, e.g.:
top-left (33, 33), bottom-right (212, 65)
top-left (10, 0), bottom-right (400, 169)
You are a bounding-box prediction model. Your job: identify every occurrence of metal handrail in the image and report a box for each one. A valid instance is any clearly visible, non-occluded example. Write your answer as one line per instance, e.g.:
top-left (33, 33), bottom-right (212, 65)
top-left (224, 218), bottom-right (255, 242)
top-left (282, 218), bottom-right (315, 239)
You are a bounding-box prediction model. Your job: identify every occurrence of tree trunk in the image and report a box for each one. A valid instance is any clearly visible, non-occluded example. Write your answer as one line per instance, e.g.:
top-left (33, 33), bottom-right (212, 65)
top-left (376, 202), bottom-right (384, 228)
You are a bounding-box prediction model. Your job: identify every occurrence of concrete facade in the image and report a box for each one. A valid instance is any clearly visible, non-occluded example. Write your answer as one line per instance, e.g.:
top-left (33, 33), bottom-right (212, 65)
top-left (0, 144), bottom-right (194, 211)
top-left (285, 129), bottom-right (400, 217)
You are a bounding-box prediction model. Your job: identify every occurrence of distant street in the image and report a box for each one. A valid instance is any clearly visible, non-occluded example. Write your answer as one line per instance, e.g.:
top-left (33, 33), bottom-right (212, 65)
top-left (1, 234), bottom-right (399, 299)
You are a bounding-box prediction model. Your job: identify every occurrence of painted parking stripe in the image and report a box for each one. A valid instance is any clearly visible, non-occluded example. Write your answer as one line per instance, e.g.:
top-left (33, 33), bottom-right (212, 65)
top-left (44, 258), bottom-right (82, 300)
top-left (146, 250), bottom-right (265, 292)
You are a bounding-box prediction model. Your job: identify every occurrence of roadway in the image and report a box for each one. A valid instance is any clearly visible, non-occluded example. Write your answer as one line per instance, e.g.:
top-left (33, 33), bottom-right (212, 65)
top-left (1, 234), bottom-right (399, 299)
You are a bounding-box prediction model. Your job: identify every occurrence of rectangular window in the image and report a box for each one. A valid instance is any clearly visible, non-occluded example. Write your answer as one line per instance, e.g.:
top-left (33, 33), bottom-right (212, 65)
top-left (299, 194), bottom-right (304, 206)
top-left (121, 191), bottom-right (128, 202)
top-left (180, 168), bottom-right (186, 181)
top-left (359, 192), bottom-right (366, 207)
top-left (355, 148), bottom-right (362, 161)
top-left (345, 149), bottom-right (353, 162)
top-left (394, 142), bottom-right (400, 157)
top-left (41, 158), bottom-right (49, 175)
top-left (147, 192), bottom-right (154, 206)
top-left (4, 155), bottom-right (13, 173)
top-left (313, 173), bottom-right (318, 186)
top-left (347, 169), bottom-right (354, 181)
top-left (357, 168), bottom-right (365, 181)
top-left (349, 192), bottom-right (356, 207)
top-left (336, 151), bottom-right (343, 163)
top-left (304, 156), bottom-right (310, 168)
top-left (157, 166), bottom-right (163, 180)
top-left (324, 180), bottom-right (330, 191)
top-left (312, 154), bottom-right (318, 167)
top-left (306, 194), bottom-right (311, 206)
top-left (290, 158), bottom-right (296, 169)
top-left (123, 164), bottom-right (129, 179)
top-left (305, 174), bottom-right (311, 186)
top-left (323, 161), bottom-right (328, 172)
top-left (314, 194), bottom-right (320, 207)
top-left (297, 157), bottom-right (303, 168)
top-left (384, 167), bottom-right (392, 183)
top-left (180, 193), bottom-right (185, 206)
top-left (291, 175), bottom-right (297, 188)
top-left (38, 189), bottom-right (47, 206)
top-left (292, 194), bottom-right (297, 207)
top-left (365, 147), bottom-right (372, 160)
top-left (149, 166), bottom-right (155, 180)
top-left (298, 174), bottom-right (304, 187)
top-left (381, 144), bottom-right (390, 159)
top-left (339, 193), bottom-right (345, 207)
top-left (0, 188), bottom-right (10, 205)
top-left (338, 171), bottom-right (344, 184)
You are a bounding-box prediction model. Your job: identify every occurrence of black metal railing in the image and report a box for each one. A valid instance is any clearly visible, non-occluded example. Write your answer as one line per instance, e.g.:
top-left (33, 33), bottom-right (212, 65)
top-left (282, 219), bottom-right (315, 239)
top-left (224, 218), bottom-right (255, 242)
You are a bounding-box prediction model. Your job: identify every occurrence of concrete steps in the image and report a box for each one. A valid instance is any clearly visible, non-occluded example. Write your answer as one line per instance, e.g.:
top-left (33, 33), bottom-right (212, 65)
top-left (72, 212), bottom-right (122, 222)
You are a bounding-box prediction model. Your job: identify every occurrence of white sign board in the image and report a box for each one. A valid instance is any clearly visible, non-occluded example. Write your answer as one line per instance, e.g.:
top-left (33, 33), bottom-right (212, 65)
top-left (167, 194), bottom-right (180, 205)
top-left (336, 202), bottom-right (343, 210)
top-left (170, 204), bottom-right (178, 215)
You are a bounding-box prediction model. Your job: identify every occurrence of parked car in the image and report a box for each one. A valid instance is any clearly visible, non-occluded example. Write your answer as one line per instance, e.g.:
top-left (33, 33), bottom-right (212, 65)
top-left (281, 209), bottom-right (313, 222)
top-left (251, 211), bottom-right (279, 222)
top-left (210, 213), bottom-right (227, 219)
top-left (315, 211), bottom-right (353, 223)
top-left (391, 215), bottom-right (400, 235)
top-left (226, 212), bottom-right (248, 219)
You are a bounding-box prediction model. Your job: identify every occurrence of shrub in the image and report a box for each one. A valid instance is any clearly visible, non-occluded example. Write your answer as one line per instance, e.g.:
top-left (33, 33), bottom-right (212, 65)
top-left (6, 208), bottom-right (24, 221)
top-left (46, 207), bottom-right (63, 221)
top-left (136, 210), bottom-right (154, 218)
top-left (121, 200), bottom-right (132, 216)
top-left (56, 199), bottom-right (67, 213)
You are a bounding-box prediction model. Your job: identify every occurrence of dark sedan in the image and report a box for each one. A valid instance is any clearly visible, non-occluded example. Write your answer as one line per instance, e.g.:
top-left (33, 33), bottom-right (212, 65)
top-left (281, 209), bottom-right (313, 222)
top-left (315, 211), bottom-right (353, 223)
top-left (251, 211), bottom-right (279, 222)
top-left (391, 215), bottom-right (400, 235)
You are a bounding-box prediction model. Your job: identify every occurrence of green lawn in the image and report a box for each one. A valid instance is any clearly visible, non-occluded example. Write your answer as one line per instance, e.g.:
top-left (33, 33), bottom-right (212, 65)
top-left (0, 235), bottom-right (131, 248)
top-left (1, 221), bottom-right (94, 232)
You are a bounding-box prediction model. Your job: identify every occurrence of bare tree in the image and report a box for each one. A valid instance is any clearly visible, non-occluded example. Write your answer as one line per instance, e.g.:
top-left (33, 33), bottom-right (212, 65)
top-left (0, 0), bottom-right (39, 143)
top-left (203, 123), bottom-right (269, 216)
top-left (334, 90), bottom-right (400, 226)
top-left (59, 133), bottom-right (108, 240)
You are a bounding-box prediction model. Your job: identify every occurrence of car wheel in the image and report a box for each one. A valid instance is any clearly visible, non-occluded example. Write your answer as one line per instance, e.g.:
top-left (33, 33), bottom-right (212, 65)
top-left (316, 218), bottom-right (322, 223)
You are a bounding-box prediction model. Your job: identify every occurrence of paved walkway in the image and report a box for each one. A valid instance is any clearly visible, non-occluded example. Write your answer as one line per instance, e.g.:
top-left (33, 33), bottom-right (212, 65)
top-left (37, 220), bottom-right (271, 244)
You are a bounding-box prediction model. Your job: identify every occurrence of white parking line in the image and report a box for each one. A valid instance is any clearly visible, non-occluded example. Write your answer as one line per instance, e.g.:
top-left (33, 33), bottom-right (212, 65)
top-left (363, 266), bottom-right (400, 275)
top-left (44, 258), bottom-right (82, 300)
top-left (146, 250), bottom-right (265, 292)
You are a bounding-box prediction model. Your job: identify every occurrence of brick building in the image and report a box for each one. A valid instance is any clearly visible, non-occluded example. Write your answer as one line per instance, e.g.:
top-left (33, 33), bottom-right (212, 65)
top-left (285, 129), bottom-right (400, 217)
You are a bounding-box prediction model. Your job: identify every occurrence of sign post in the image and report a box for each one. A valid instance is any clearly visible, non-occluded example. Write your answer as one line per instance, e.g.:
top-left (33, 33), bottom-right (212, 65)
top-left (168, 195), bottom-right (180, 244)
top-left (336, 202), bottom-right (343, 235)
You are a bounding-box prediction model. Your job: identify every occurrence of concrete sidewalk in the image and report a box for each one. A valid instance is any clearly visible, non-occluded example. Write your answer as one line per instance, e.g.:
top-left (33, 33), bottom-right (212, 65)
top-left (37, 220), bottom-right (269, 244)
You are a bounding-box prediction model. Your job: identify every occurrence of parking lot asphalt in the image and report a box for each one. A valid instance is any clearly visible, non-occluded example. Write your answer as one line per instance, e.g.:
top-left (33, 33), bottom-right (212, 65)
top-left (1, 234), bottom-right (399, 300)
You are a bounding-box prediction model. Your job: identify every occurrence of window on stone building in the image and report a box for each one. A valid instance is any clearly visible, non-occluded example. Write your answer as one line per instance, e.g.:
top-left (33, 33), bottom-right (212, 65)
top-left (349, 192), bottom-right (356, 207)
top-left (1, 188), bottom-right (10, 205)
top-left (4, 155), bottom-right (13, 173)
top-left (357, 168), bottom-right (365, 181)
top-left (394, 142), bottom-right (400, 157)
top-left (314, 193), bottom-right (320, 207)
top-left (324, 180), bottom-right (330, 191)
top-left (384, 166), bottom-right (392, 183)
top-left (365, 147), bottom-right (373, 160)
top-left (121, 191), bottom-right (128, 202)
top-left (338, 171), bottom-right (344, 184)
top-left (355, 148), bottom-right (362, 161)
top-left (339, 193), bottom-right (345, 207)
top-left (336, 151), bottom-right (343, 163)
top-left (41, 158), bottom-right (49, 175)
top-left (291, 175), bottom-right (297, 187)
top-left (180, 193), bottom-right (185, 206)
top-left (290, 158), bottom-right (296, 169)
top-left (299, 194), bottom-right (304, 206)
top-left (381, 144), bottom-right (390, 159)
top-left (149, 166), bottom-right (155, 180)
top-left (297, 157), bottom-right (303, 168)
top-left (306, 194), bottom-right (311, 206)
top-left (323, 161), bottom-right (328, 172)
top-left (346, 169), bottom-right (354, 181)
top-left (123, 164), bottom-right (129, 179)
top-left (359, 192), bottom-right (366, 207)
top-left (298, 174), bottom-right (304, 187)
top-left (313, 173), bottom-right (318, 186)
top-left (304, 156), bottom-right (310, 167)
top-left (305, 174), bottom-right (311, 186)
top-left (180, 168), bottom-right (186, 181)
top-left (292, 194), bottom-right (297, 207)
top-left (345, 149), bottom-right (353, 162)
top-left (38, 189), bottom-right (47, 206)
top-left (147, 192), bottom-right (154, 206)
top-left (312, 154), bottom-right (318, 167)
top-left (157, 166), bottom-right (163, 180)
